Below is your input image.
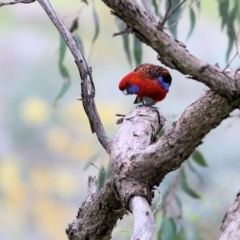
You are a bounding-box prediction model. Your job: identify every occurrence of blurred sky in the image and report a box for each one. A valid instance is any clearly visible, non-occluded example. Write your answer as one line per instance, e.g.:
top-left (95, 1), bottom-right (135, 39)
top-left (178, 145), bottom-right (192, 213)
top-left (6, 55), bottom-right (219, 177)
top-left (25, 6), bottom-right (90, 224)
top-left (0, 0), bottom-right (240, 240)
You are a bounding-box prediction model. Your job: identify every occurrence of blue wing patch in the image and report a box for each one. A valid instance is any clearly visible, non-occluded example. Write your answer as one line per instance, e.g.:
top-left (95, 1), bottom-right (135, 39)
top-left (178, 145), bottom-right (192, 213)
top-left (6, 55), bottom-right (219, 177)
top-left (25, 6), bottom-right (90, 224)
top-left (127, 84), bottom-right (139, 94)
top-left (158, 76), bottom-right (170, 91)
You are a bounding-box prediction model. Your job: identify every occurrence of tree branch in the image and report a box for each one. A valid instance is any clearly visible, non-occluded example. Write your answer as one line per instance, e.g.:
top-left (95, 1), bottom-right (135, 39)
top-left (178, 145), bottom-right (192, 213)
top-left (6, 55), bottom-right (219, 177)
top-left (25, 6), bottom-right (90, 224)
top-left (219, 191), bottom-right (240, 240)
top-left (0, 0), bottom-right (35, 7)
top-left (104, 0), bottom-right (240, 100)
top-left (37, 0), bottom-right (111, 153)
top-left (67, 90), bottom-right (240, 238)
top-left (130, 196), bottom-right (155, 240)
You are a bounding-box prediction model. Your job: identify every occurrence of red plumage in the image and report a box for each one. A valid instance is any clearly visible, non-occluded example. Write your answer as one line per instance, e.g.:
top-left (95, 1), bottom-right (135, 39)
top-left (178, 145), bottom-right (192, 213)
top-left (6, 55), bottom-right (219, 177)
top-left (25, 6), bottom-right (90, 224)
top-left (119, 64), bottom-right (172, 105)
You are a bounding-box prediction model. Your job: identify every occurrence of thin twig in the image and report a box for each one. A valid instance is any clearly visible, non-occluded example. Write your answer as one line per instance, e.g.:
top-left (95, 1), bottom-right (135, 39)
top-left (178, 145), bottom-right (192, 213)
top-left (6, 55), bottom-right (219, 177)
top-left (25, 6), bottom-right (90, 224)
top-left (113, 26), bottom-right (132, 37)
top-left (223, 31), bottom-right (240, 72)
top-left (141, 0), bottom-right (156, 22)
top-left (167, 0), bottom-right (186, 21)
top-left (37, 0), bottom-right (111, 154)
top-left (164, 15), bottom-right (183, 30)
top-left (159, 0), bottom-right (172, 28)
top-left (152, 188), bottom-right (162, 215)
top-left (0, 0), bottom-right (35, 7)
top-left (91, 163), bottom-right (105, 173)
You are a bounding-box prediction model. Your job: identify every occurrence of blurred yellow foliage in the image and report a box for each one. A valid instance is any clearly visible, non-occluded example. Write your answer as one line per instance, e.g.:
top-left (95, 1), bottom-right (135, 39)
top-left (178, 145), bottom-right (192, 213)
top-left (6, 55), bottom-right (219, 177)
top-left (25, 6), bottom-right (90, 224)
top-left (33, 198), bottom-right (70, 240)
top-left (30, 166), bottom-right (52, 195)
top-left (98, 102), bottom-right (127, 129)
top-left (0, 154), bottom-right (26, 208)
top-left (68, 142), bottom-right (93, 160)
top-left (52, 169), bottom-right (77, 197)
top-left (64, 101), bottom-right (86, 122)
top-left (46, 127), bottom-right (71, 154)
top-left (20, 97), bottom-right (49, 125)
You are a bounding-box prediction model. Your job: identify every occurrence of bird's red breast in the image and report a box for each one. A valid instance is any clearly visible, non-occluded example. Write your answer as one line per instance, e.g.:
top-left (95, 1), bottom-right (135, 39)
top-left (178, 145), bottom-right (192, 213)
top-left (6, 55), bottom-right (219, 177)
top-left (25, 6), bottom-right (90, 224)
top-left (119, 64), bottom-right (172, 105)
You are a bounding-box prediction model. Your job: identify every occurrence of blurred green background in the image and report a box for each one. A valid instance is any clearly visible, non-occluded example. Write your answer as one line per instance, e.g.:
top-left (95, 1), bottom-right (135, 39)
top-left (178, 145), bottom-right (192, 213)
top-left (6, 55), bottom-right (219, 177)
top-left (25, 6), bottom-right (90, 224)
top-left (0, 0), bottom-right (240, 239)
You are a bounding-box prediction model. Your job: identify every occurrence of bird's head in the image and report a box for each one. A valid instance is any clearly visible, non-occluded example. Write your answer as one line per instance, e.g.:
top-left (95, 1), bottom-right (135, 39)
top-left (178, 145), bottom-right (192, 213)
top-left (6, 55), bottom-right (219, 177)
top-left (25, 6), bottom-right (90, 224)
top-left (119, 73), bottom-right (139, 95)
top-left (158, 70), bottom-right (172, 92)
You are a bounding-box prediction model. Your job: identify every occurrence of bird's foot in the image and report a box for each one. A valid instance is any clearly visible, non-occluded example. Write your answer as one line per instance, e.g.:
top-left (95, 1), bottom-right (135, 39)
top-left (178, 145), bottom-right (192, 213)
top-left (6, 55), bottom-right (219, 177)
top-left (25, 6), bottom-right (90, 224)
top-left (137, 104), bottom-right (159, 110)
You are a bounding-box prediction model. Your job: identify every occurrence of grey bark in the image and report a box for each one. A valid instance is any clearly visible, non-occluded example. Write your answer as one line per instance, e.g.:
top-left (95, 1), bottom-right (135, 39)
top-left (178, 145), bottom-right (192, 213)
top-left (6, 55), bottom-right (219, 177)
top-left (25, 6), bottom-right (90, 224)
top-left (219, 192), bottom-right (240, 240)
top-left (2, 0), bottom-right (240, 239)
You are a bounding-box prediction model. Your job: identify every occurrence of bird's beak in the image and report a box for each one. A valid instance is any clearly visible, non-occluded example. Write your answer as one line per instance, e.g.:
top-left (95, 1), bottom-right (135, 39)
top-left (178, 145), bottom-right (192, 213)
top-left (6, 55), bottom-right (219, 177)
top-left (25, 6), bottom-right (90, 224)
top-left (122, 90), bottom-right (128, 95)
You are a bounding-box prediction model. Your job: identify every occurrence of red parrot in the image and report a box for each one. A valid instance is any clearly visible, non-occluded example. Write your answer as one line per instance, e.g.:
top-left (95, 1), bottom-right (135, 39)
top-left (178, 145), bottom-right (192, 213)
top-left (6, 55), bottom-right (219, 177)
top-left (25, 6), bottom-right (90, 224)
top-left (119, 64), bottom-right (172, 105)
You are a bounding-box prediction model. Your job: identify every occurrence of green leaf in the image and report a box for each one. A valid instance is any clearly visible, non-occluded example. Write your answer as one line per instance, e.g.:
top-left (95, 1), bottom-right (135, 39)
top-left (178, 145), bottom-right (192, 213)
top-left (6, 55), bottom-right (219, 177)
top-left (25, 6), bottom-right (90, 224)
top-left (166, 0), bottom-right (182, 38)
top-left (92, 6), bottom-right (100, 44)
top-left (115, 17), bottom-right (132, 66)
top-left (98, 166), bottom-right (105, 191)
top-left (219, 0), bottom-right (229, 29)
top-left (159, 129), bottom-right (165, 137)
top-left (174, 194), bottom-right (182, 212)
top-left (152, 0), bottom-right (159, 16)
top-left (106, 160), bottom-right (112, 179)
top-left (54, 35), bottom-right (71, 107)
top-left (133, 36), bottom-right (142, 65)
top-left (191, 149), bottom-right (207, 167)
top-left (83, 162), bottom-right (92, 171)
top-left (69, 17), bottom-right (78, 33)
top-left (158, 217), bottom-right (177, 240)
top-left (83, 151), bottom-right (102, 171)
top-left (59, 35), bottom-right (67, 64)
top-left (74, 34), bottom-right (85, 56)
top-left (179, 167), bottom-right (200, 199)
top-left (180, 177), bottom-right (201, 199)
top-left (186, 8), bottom-right (196, 40)
top-left (218, 0), bottom-right (240, 61)
top-left (53, 77), bottom-right (70, 108)
top-left (187, 160), bottom-right (203, 183)
top-left (174, 225), bottom-right (186, 240)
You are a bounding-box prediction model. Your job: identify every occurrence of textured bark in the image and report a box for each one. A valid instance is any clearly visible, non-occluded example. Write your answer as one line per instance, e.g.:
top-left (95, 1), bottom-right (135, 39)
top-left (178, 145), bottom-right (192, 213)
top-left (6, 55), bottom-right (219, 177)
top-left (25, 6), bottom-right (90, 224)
top-left (66, 180), bottom-right (125, 240)
top-left (111, 106), bottom-right (165, 205)
top-left (130, 196), bottom-right (155, 240)
top-left (7, 0), bottom-right (240, 239)
top-left (66, 91), bottom-right (240, 239)
top-left (219, 192), bottom-right (240, 240)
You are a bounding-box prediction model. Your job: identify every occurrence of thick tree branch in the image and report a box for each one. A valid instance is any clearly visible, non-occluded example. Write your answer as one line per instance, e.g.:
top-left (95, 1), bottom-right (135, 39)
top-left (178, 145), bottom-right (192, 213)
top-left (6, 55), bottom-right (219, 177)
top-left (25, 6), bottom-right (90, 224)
top-left (5, 0), bottom-right (240, 238)
top-left (67, 90), bottom-right (240, 239)
top-left (102, 0), bottom-right (240, 100)
top-left (219, 191), bottom-right (240, 240)
top-left (37, 0), bottom-right (111, 153)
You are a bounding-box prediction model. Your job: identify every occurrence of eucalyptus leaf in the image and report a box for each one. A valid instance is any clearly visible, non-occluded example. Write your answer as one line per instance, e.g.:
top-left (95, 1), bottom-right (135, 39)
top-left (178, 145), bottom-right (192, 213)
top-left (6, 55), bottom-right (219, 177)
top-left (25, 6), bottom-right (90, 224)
top-left (133, 36), bottom-right (142, 65)
top-left (92, 6), bottom-right (100, 44)
top-left (115, 17), bottom-right (132, 66)
top-left (158, 217), bottom-right (177, 240)
top-left (192, 149), bottom-right (207, 167)
top-left (98, 166), bottom-right (105, 191)
top-left (180, 179), bottom-right (201, 199)
top-left (186, 8), bottom-right (196, 40)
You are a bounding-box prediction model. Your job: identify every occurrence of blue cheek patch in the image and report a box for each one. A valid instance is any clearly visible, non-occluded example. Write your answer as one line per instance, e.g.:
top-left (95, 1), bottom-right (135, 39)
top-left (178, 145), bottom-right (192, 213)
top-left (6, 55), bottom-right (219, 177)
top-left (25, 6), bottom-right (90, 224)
top-left (127, 84), bottom-right (139, 94)
top-left (158, 76), bottom-right (170, 91)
